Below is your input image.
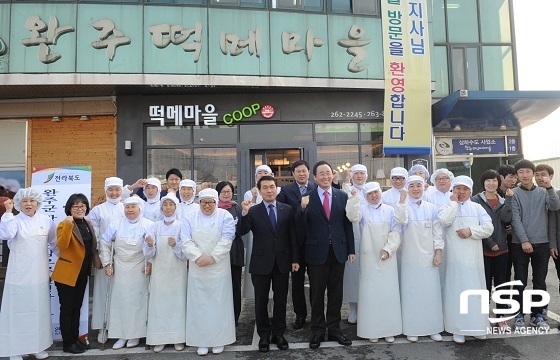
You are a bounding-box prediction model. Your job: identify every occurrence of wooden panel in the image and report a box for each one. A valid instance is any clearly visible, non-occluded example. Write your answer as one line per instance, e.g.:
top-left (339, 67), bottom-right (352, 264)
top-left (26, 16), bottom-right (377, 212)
top-left (28, 115), bottom-right (116, 206)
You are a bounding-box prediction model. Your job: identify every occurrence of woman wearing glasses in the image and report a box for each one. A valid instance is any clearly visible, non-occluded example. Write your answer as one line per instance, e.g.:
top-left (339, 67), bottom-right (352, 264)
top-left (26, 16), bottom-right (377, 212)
top-left (181, 189), bottom-right (236, 356)
top-left (51, 194), bottom-right (101, 354)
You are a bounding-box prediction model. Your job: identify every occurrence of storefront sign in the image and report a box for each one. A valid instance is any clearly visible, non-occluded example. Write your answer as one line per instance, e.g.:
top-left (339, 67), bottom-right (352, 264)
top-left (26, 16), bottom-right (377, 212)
top-left (381, 0), bottom-right (432, 155)
top-left (31, 166), bottom-right (92, 342)
top-left (452, 137), bottom-right (506, 155)
top-left (223, 103), bottom-right (261, 125)
top-left (507, 136), bottom-right (519, 155)
top-left (149, 103), bottom-right (263, 126)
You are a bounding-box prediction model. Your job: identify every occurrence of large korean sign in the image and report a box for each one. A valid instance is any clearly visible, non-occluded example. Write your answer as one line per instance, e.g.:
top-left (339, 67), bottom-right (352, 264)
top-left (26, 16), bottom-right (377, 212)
top-left (31, 166), bottom-right (92, 342)
top-left (381, 0), bottom-right (432, 155)
top-left (0, 4), bottom-right (382, 79)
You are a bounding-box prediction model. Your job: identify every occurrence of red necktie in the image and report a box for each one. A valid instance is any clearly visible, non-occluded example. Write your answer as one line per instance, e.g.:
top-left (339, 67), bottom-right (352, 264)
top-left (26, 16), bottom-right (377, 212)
top-left (323, 191), bottom-right (330, 220)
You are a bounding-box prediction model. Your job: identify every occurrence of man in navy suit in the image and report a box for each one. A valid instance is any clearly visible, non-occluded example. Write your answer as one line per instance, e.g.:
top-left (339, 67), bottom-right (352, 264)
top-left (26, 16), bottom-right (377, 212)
top-left (297, 160), bottom-right (355, 349)
top-left (277, 160), bottom-right (315, 330)
top-left (240, 176), bottom-right (300, 353)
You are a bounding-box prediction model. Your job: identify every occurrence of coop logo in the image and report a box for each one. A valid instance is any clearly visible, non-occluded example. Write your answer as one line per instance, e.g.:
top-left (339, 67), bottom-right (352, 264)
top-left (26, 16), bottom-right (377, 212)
top-left (460, 281), bottom-right (550, 323)
top-left (43, 173), bottom-right (55, 184)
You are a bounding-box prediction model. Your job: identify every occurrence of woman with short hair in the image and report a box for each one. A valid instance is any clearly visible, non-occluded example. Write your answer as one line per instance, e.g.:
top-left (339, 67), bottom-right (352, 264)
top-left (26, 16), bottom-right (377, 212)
top-left (0, 188), bottom-right (57, 360)
top-left (52, 193), bottom-right (101, 354)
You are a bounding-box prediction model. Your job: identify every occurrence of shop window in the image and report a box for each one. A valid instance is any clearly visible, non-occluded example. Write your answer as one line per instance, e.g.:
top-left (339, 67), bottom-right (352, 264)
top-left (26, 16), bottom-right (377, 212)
top-left (193, 147), bottom-right (237, 196)
top-left (240, 123), bottom-right (312, 143)
top-left (147, 126), bottom-right (191, 146)
top-left (480, 0), bottom-right (512, 43)
top-left (145, 0), bottom-right (206, 4)
top-left (146, 148), bottom-right (192, 182)
top-left (361, 144), bottom-right (404, 188)
top-left (359, 122), bottom-right (383, 142)
top-left (482, 46), bottom-right (514, 90)
top-left (210, 0), bottom-right (266, 7)
top-left (272, 0), bottom-right (323, 11)
top-left (446, 0), bottom-right (479, 43)
top-left (433, 46), bottom-right (450, 98)
top-left (317, 145), bottom-right (359, 183)
top-left (193, 125), bottom-right (238, 145)
top-left (315, 123), bottom-right (358, 142)
top-left (329, 0), bottom-right (378, 15)
top-left (431, 0), bottom-right (446, 43)
top-left (451, 46), bottom-right (480, 92)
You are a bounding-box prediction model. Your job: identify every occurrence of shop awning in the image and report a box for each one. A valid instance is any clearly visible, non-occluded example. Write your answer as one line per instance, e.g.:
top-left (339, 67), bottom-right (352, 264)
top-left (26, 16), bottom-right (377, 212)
top-left (432, 90), bottom-right (560, 131)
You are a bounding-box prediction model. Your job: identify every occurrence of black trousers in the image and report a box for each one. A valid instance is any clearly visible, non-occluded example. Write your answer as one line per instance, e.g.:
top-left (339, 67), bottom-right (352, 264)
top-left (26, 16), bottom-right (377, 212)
top-left (307, 244), bottom-right (345, 337)
top-left (484, 252), bottom-right (509, 310)
top-left (251, 261), bottom-right (289, 340)
top-left (511, 243), bottom-right (549, 317)
top-left (231, 264), bottom-right (243, 324)
top-left (291, 244), bottom-right (309, 319)
top-left (55, 270), bottom-right (89, 347)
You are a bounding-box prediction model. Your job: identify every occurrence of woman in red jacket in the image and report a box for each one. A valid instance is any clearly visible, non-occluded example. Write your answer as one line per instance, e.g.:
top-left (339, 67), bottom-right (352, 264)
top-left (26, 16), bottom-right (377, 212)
top-left (51, 193), bottom-right (101, 354)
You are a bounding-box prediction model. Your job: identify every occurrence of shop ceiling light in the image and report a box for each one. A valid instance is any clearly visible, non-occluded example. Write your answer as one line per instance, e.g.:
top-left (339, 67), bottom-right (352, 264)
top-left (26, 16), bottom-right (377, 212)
top-left (51, 116), bottom-right (61, 122)
top-left (80, 115), bottom-right (90, 121)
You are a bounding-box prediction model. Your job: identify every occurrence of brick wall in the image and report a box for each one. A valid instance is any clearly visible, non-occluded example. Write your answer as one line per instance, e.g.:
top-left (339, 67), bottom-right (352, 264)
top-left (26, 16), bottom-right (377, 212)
top-left (27, 116), bottom-right (116, 207)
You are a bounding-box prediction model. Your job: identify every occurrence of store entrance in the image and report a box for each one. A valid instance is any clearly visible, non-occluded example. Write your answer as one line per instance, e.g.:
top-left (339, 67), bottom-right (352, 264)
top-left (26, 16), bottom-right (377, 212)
top-left (238, 143), bottom-right (316, 198)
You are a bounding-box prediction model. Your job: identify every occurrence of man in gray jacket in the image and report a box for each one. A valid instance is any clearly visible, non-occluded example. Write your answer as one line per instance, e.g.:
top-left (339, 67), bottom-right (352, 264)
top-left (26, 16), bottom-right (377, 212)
top-left (511, 160), bottom-right (560, 330)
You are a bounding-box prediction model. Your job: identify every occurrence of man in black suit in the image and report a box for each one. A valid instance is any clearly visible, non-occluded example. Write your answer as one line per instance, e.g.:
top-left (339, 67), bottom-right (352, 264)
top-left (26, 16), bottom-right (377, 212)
top-left (240, 176), bottom-right (300, 353)
top-left (297, 160), bottom-right (355, 349)
top-left (277, 160), bottom-right (315, 330)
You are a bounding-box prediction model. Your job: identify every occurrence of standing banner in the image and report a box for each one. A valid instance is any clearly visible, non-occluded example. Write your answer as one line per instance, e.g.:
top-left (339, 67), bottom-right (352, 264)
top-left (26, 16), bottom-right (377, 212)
top-left (381, 0), bottom-right (432, 155)
top-left (31, 166), bottom-right (92, 342)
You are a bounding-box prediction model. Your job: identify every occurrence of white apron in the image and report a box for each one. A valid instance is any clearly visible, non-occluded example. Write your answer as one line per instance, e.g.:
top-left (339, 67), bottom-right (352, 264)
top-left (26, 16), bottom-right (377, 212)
top-left (400, 217), bottom-right (444, 336)
top-left (108, 222), bottom-right (148, 339)
top-left (0, 220), bottom-right (53, 357)
top-left (357, 211), bottom-right (402, 339)
top-left (147, 234), bottom-right (188, 345)
top-left (343, 196), bottom-right (365, 303)
top-left (186, 214), bottom-right (236, 347)
top-left (443, 216), bottom-right (487, 336)
top-left (89, 202), bottom-right (123, 329)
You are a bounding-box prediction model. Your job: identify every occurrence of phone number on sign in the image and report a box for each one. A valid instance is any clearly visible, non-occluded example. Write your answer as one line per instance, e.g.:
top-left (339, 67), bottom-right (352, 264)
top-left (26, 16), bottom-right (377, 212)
top-left (330, 111), bottom-right (384, 118)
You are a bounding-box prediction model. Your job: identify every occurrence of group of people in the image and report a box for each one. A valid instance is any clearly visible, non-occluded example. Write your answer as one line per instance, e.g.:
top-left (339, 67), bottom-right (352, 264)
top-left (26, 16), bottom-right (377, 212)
top-left (1, 158), bottom-right (560, 359)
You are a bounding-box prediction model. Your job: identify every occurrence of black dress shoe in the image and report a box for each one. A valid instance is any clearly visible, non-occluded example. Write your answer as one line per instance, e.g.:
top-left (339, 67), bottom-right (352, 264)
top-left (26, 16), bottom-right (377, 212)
top-left (76, 339), bottom-right (90, 350)
top-left (271, 335), bottom-right (289, 350)
top-left (258, 338), bottom-right (270, 353)
top-left (309, 334), bottom-right (323, 349)
top-left (63, 343), bottom-right (86, 354)
top-left (328, 333), bottom-right (352, 346)
top-left (293, 317), bottom-right (306, 330)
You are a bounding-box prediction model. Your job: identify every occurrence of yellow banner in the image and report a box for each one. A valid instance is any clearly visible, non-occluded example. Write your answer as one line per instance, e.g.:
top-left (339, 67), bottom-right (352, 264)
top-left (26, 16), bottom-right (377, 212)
top-left (381, 0), bottom-right (432, 155)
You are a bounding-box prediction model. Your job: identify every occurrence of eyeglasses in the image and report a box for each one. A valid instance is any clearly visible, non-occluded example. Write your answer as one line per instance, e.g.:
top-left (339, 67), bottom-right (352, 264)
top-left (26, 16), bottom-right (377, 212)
top-left (71, 205), bottom-right (87, 210)
top-left (435, 177), bottom-right (450, 182)
top-left (200, 200), bottom-right (216, 206)
top-left (220, 190), bottom-right (232, 194)
top-left (391, 177), bottom-right (406, 181)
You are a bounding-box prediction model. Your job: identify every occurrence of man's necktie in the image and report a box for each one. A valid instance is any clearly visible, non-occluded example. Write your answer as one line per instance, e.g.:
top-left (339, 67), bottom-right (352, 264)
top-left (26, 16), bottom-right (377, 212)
top-left (323, 191), bottom-right (330, 220)
top-left (268, 204), bottom-right (276, 230)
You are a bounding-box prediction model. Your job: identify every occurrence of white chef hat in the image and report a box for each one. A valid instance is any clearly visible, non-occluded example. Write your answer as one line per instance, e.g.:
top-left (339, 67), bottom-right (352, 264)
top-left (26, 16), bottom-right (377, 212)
top-left (255, 165), bottom-right (272, 178)
top-left (430, 168), bottom-right (455, 185)
top-left (198, 188), bottom-right (219, 204)
top-left (390, 167), bottom-right (408, 178)
top-left (144, 177), bottom-right (162, 193)
top-left (351, 164), bottom-right (368, 177)
top-left (406, 175), bottom-right (425, 188)
top-left (452, 175), bottom-right (473, 191)
top-left (160, 193), bottom-right (180, 207)
top-left (409, 164), bottom-right (429, 180)
top-left (13, 187), bottom-right (43, 211)
top-left (104, 177), bottom-right (123, 193)
top-left (179, 179), bottom-right (197, 190)
top-left (363, 182), bottom-right (382, 194)
top-left (124, 196), bottom-right (143, 212)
